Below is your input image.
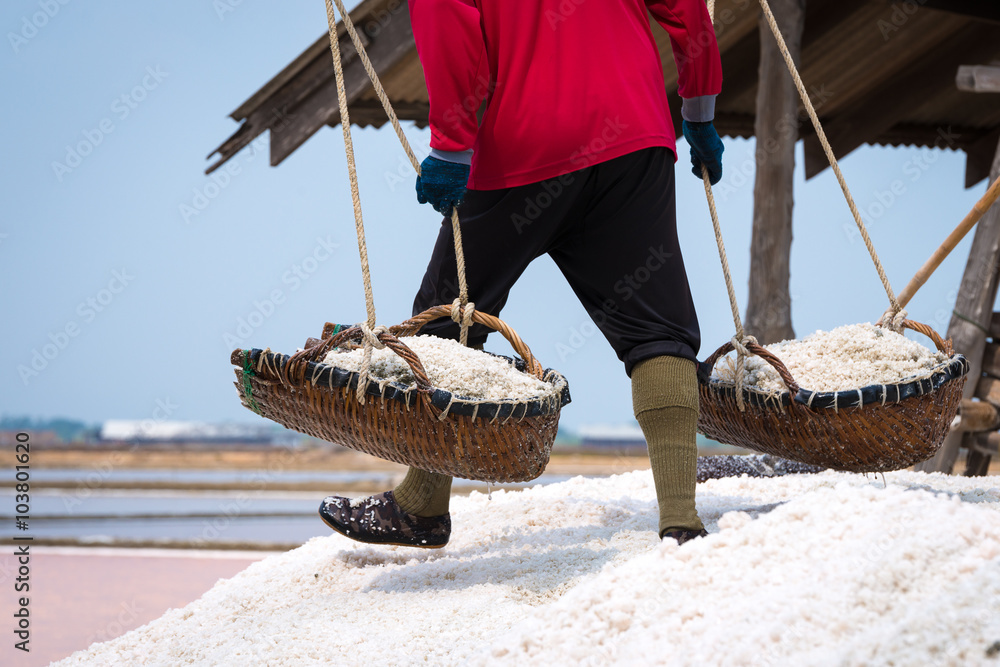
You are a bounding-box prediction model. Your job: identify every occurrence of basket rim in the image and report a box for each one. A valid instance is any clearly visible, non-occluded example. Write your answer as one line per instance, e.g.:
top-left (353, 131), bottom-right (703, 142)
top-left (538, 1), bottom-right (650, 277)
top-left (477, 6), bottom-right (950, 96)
top-left (698, 353), bottom-right (969, 411)
top-left (235, 347), bottom-right (571, 421)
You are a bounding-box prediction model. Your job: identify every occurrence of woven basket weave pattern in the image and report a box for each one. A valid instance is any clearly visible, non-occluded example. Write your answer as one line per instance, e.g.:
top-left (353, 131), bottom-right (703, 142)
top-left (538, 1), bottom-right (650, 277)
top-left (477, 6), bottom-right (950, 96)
top-left (235, 355), bottom-right (560, 483)
top-left (231, 305), bottom-right (569, 484)
top-left (698, 351), bottom-right (968, 472)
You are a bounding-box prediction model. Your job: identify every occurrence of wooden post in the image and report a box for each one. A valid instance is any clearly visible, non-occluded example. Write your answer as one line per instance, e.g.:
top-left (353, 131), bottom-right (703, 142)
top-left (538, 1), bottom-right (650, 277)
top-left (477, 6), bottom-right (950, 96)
top-left (917, 135), bottom-right (1000, 473)
top-left (955, 399), bottom-right (1000, 432)
top-left (745, 0), bottom-right (805, 344)
top-left (956, 65), bottom-right (1000, 93)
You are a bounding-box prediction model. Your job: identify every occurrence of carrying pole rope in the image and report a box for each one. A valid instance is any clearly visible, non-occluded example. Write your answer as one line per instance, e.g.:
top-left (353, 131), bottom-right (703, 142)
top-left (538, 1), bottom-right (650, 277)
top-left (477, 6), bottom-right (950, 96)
top-left (701, 1), bottom-right (755, 411)
top-left (325, 0), bottom-right (474, 346)
top-left (703, 167), bottom-right (756, 411)
top-left (756, 0), bottom-right (904, 327)
top-left (323, 0), bottom-right (389, 402)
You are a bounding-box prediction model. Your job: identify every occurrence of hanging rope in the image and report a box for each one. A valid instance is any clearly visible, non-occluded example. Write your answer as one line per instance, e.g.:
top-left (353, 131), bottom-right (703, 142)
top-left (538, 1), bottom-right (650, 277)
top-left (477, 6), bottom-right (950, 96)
top-left (703, 167), bottom-right (757, 411)
top-left (756, 0), bottom-right (903, 327)
top-left (323, 0), bottom-right (376, 332)
top-left (324, 0), bottom-right (474, 346)
top-left (699, 1), bottom-right (755, 411)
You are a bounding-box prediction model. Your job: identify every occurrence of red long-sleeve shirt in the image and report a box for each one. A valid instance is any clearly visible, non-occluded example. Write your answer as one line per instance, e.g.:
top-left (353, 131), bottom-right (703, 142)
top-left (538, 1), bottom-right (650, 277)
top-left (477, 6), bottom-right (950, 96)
top-left (408, 0), bottom-right (722, 190)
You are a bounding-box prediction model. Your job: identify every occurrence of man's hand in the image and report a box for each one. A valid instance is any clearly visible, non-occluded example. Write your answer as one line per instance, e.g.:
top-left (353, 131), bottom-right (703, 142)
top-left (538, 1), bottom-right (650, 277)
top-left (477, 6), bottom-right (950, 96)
top-left (682, 120), bottom-right (724, 186)
top-left (416, 156), bottom-right (470, 215)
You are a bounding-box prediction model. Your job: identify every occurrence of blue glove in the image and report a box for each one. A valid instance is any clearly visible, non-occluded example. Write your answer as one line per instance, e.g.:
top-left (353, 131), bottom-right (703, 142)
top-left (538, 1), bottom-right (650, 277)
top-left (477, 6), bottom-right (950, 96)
top-left (416, 156), bottom-right (470, 215)
top-left (682, 120), bottom-right (724, 186)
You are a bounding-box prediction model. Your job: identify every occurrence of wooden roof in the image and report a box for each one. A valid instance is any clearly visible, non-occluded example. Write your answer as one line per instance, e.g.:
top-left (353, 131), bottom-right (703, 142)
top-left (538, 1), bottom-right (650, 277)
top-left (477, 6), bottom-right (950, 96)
top-left (207, 0), bottom-right (1000, 187)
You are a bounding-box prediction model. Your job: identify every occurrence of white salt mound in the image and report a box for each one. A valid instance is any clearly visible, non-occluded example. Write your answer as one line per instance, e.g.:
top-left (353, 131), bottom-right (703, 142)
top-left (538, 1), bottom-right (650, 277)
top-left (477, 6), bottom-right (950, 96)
top-left (57, 470), bottom-right (1000, 667)
top-left (323, 334), bottom-right (555, 402)
top-left (711, 322), bottom-right (950, 393)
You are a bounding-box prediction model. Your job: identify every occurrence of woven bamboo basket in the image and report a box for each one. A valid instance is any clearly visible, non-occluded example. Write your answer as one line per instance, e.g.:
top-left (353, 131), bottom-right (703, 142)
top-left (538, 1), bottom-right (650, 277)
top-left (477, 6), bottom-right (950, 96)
top-left (697, 320), bottom-right (969, 472)
top-left (231, 304), bottom-right (571, 483)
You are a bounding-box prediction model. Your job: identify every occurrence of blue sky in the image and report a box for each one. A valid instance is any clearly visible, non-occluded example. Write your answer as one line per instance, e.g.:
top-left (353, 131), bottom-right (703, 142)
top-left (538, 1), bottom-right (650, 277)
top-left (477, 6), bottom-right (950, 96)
top-left (1, 1), bottom-right (988, 431)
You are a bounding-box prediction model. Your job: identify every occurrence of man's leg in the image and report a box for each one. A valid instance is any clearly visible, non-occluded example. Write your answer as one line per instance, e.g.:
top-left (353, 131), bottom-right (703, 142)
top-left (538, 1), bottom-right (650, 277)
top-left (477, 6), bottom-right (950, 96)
top-left (392, 468), bottom-right (453, 517)
top-left (549, 147), bottom-right (705, 541)
top-left (632, 356), bottom-right (704, 537)
top-left (325, 179), bottom-right (588, 539)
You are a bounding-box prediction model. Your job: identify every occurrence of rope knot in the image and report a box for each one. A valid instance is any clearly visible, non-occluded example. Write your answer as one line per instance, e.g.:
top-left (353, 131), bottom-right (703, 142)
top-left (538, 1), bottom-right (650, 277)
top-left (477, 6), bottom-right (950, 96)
top-left (730, 334), bottom-right (758, 357)
top-left (451, 298), bottom-right (476, 327)
top-left (358, 323), bottom-right (387, 350)
top-left (451, 298), bottom-right (475, 346)
top-left (891, 308), bottom-right (908, 333)
top-left (354, 323), bottom-right (388, 405)
top-left (730, 334), bottom-right (758, 414)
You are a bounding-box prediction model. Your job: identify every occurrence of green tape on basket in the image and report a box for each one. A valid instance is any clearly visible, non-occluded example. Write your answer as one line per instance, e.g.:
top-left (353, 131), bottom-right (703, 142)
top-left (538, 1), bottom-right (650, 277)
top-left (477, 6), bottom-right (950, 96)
top-left (241, 352), bottom-right (262, 415)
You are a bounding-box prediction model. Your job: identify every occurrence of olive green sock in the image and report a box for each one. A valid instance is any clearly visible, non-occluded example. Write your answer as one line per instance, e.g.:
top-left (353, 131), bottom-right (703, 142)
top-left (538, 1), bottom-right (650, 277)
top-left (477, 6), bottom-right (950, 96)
top-left (393, 467), bottom-right (452, 517)
top-left (632, 356), bottom-right (704, 537)
top-left (393, 339), bottom-right (483, 518)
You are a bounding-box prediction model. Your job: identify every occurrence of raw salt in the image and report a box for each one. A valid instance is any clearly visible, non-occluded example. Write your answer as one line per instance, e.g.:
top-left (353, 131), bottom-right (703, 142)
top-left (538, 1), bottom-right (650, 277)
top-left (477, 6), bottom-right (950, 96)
top-left (55, 470), bottom-right (1000, 667)
top-left (711, 322), bottom-right (950, 393)
top-left (323, 334), bottom-right (557, 402)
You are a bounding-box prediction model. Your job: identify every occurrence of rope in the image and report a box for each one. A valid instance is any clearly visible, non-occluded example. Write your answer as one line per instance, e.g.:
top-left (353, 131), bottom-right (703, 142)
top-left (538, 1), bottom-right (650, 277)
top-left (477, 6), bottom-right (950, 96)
top-left (449, 208), bottom-right (473, 345)
top-left (329, 0), bottom-right (421, 174)
top-left (325, 0), bottom-right (473, 346)
top-left (756, 0), bottom-right (902, 325)
top-left (323, 0), bottom-right (376, 331)
top-left (355, 323), bottom-right (388, 403)
top-left (703, 167), bottom-right (756, 411)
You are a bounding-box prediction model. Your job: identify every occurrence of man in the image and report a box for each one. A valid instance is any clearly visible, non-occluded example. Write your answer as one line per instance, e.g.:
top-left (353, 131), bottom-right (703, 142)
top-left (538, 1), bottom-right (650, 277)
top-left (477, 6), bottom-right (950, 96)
top-left (320, 0), bottom-right (724, 548)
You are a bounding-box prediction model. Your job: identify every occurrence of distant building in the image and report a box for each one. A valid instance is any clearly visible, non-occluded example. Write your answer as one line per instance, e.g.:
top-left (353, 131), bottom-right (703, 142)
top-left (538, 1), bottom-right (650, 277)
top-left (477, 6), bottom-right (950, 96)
top-left (99, 420), bottom-right (295, 447)
top-left (574, 424), bottom-right (749, 456)
top-left (0, 430), bottom-right (61, 447)
top-left (577, 424), bottom-right (647, 454)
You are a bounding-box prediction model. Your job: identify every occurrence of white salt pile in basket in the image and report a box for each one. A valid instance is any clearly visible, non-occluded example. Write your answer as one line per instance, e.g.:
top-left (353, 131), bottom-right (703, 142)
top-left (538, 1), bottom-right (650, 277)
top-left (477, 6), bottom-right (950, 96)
top-left (56, 470), bottom-right (1000, 666)
top-left (711, 322), bottom-right (950, 393)
top-left (322, 334), bottom-right (555, 402)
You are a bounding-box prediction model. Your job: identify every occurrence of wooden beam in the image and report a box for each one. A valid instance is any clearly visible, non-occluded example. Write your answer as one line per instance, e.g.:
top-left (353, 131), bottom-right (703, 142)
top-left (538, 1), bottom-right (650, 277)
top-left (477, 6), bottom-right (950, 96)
top-left (230, 35), bottom-right (332, 122)
top-left (965, 128), bottom-right (1000, 188)
top-left (269, 0), bottom-right (414, 167)
top-left (917, 134), bottom-right (1000, 473)
top-left (205, 0), bottom-right (394, 174)
top-left (803, 23), bottom-right (992, 179)
top-left (955, 399), bottom-right (1000, 431)
top-left (745, 0), bottom-right (803, 344)
top-left (659, 0), bottom-right (758, 100)
top-left (205, 43), bottom-right (355, 173)
top-left (913, 0), bottom-right (1000, 24)
top-left (957, 65), bottom-right (1000, 93)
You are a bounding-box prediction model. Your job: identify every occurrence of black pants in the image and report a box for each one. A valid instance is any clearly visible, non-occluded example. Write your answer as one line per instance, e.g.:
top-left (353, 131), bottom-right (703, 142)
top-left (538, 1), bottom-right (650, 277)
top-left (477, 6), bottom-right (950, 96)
top-left (412, 147), bottom-right (699, 376)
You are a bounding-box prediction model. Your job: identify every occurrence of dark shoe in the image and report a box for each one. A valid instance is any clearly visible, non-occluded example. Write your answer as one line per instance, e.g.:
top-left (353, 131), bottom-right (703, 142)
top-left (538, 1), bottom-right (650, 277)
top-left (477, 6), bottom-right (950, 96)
top-left (660, 528), bottom-right (708, 545)
top-left (318, 491), bottom-right (451, 549)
